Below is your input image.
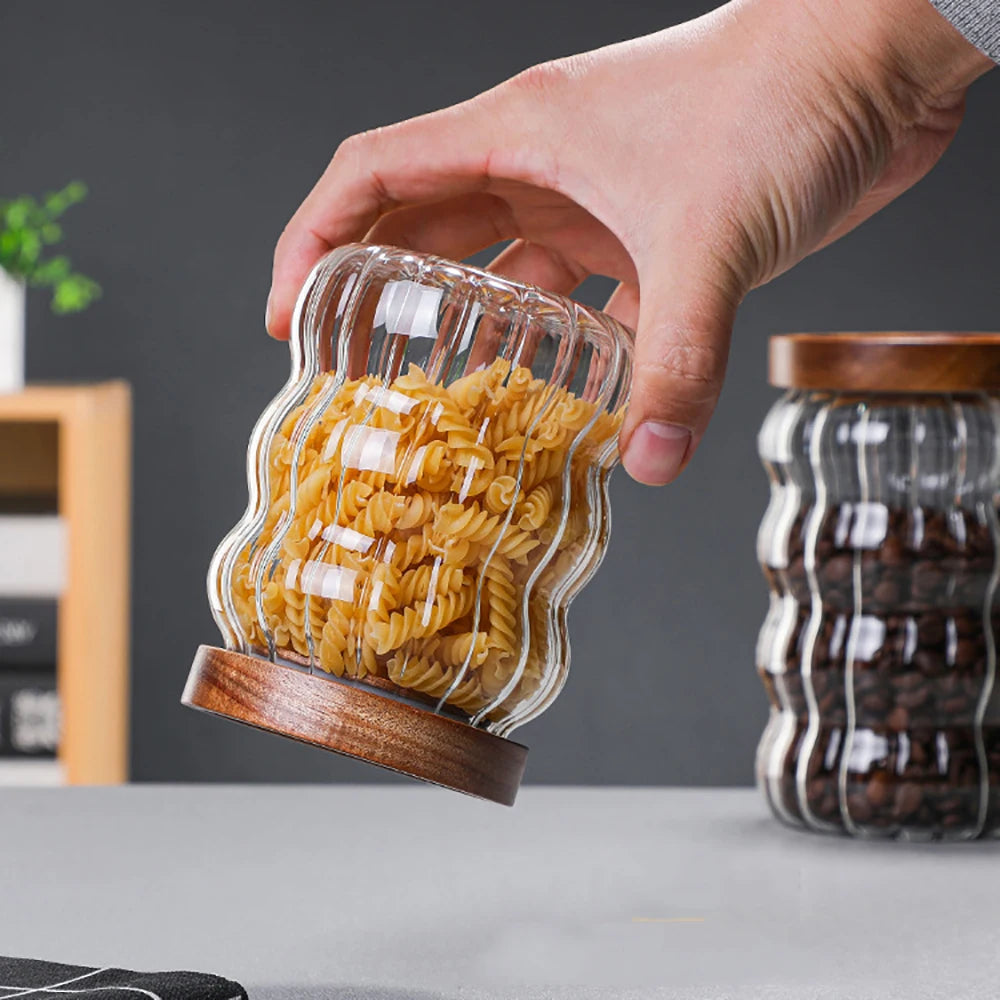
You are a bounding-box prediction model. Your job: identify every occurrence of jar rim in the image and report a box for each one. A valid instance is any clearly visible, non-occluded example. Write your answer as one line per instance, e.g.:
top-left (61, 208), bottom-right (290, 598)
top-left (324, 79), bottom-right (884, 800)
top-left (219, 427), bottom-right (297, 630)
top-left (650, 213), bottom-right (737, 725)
top-left (304, 243), bottom-right (635, 351)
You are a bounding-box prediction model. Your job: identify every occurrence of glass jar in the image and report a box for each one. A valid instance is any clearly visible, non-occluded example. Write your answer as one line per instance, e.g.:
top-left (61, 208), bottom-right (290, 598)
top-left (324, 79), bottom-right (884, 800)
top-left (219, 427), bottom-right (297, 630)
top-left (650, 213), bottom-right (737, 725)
top-left (757, 333), bottom-right (1000, 839)
top-left (183, 243), bottom-right (632, 803)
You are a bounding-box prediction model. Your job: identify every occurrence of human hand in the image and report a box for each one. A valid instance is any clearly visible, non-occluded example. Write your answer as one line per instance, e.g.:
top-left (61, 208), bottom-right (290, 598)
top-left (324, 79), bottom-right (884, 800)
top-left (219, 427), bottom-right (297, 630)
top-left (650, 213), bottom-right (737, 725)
top-left (267, 0), bottom-right (992, 485)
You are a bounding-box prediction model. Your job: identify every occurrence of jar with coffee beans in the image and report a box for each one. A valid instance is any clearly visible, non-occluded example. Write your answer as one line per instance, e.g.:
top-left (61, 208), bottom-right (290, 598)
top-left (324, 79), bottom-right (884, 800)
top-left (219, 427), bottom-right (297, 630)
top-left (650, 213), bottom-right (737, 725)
top-left (757, 333), bottom-right (1000, 839)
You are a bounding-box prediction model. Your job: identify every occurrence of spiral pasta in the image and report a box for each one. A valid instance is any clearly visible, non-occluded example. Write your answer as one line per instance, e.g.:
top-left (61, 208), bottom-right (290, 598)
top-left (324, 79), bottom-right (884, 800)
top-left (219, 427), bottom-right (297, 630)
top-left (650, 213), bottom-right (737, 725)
top-left (229, 358), bottom-right (621, 720)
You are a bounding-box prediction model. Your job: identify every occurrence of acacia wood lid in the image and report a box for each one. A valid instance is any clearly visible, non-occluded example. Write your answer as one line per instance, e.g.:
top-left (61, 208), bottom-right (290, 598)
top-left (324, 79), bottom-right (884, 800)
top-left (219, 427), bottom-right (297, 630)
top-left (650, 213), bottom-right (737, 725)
top-left (182, 645), bottom-right (528, 805)
top-left (769, 333), bottom-right (1000, 392)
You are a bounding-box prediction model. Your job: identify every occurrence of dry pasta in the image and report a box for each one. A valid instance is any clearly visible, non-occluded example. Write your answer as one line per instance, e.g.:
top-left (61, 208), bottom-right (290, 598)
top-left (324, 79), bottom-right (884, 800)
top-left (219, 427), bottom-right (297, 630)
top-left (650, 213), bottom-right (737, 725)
top-left (229, 358), bottom-right (621, 720)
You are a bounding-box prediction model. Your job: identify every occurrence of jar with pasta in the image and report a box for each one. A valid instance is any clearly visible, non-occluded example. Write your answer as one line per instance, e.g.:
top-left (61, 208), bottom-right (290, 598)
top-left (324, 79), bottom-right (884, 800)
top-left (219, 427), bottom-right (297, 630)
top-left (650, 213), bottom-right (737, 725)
top-left (182, 243), bottom-right (632, 804)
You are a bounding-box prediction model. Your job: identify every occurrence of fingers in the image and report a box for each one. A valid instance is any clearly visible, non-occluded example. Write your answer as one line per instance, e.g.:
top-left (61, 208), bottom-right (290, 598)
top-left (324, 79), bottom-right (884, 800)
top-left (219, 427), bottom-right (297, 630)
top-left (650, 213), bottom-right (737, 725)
top-left (364, 193), bottom-right (519, 261)
top-left (486, 239), bottom-right (588, 294)
top-left (451, 240), bottom-right (590, 373)
top-left (602, 282), bottom-right (639, 331)
top-left (267, 99), bottom-right (515, 340)
top-left (620, 255), bottom-right (739, 486)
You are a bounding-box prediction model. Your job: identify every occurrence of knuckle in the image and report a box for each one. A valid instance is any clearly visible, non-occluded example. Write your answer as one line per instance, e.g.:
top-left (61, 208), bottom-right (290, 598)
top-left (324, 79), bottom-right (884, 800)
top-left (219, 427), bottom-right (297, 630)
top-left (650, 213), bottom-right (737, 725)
top-left (334, 129), bottom-right (375, 163)
top-left (331, 128), bottom-right (396, 208)
top-left (508, 57), bottom-right (578, 100)
top-left (642, 335), bottom-right (726, 401)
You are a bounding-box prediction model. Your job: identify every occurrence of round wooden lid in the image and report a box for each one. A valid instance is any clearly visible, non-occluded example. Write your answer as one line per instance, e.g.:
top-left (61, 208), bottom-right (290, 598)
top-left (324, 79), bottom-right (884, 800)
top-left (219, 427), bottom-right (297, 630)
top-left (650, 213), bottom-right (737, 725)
top-left (182, 645), bottom-right (528, 806)
top-left (769, 333), bottom-right (1000, 392)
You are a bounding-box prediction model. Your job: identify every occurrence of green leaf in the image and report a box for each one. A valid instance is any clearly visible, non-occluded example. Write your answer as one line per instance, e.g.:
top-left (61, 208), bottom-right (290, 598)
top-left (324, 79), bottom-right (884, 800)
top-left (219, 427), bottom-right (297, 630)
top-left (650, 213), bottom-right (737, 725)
top-left (1, 182), bottom-right (96, 305)
top-left (18, 230), bottom-right (42, 268)
top-left (28, 255), bottom-right (71, 287)
top-left (43, 182), bottom-right (87, 221)
top-left (5, 200), bottom-right (33, 229)
top-left (0, 231), bottom-right (21, 272)
top-left (51, 273), bottom-right (101, 314)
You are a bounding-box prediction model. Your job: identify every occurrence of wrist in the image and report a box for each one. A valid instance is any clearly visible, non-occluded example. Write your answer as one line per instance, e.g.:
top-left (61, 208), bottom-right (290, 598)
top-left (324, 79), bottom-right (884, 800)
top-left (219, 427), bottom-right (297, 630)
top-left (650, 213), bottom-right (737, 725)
top-left (752, 0), bottom-right (992, 122)
top-left (851, 0), bottom-right (993, 99)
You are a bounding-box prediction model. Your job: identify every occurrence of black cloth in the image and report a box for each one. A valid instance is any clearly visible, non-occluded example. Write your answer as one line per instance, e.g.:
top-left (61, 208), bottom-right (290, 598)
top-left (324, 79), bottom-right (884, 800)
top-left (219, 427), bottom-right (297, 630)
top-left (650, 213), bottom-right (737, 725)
top-left (0, 959), bottom-right (246, 1000)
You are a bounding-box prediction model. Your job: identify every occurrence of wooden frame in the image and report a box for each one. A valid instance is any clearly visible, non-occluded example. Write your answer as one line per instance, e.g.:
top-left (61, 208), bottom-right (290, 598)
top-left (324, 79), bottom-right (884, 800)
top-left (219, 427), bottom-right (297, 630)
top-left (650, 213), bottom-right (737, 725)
top-left (0, 383), bottom-right (131, 783)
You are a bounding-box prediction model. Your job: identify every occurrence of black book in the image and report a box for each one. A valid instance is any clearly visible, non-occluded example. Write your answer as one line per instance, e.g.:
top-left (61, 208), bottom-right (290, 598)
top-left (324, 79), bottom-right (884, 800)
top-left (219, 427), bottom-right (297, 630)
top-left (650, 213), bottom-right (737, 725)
top-left (0, 599), bottom-right (57, 665)
top-left (0, 669), bottom-right (58, 757)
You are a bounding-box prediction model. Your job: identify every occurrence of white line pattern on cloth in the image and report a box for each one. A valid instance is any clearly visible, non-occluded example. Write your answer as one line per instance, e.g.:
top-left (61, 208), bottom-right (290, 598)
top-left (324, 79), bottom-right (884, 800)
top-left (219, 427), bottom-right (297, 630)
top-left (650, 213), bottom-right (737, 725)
top-left (0, 968), bottom-right (110, 999)
top-left (10, 987), bottom-right (164, 1000)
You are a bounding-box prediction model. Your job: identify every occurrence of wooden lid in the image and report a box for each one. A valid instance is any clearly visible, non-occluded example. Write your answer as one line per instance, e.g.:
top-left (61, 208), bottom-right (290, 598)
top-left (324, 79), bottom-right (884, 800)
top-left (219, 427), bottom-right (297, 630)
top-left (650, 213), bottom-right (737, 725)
top-left (182, 645), bottom-right (528, 806)
top-left (769, 333), bottom-right (1000, 391)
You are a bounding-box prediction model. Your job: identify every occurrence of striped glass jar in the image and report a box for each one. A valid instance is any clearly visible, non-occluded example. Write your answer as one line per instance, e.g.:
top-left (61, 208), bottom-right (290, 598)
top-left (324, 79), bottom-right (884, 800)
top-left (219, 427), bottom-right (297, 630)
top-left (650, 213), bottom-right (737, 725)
top-left (185, 243), bottom-right (632, 804)
top-left (757, 333), bottom-right (1000, 839)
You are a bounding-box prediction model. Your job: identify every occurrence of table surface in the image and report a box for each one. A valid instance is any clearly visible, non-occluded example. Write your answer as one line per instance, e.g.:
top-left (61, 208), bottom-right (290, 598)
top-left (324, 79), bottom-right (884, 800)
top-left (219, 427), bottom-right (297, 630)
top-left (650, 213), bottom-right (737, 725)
top-left (3, 785), bottom-right (1000, 1000)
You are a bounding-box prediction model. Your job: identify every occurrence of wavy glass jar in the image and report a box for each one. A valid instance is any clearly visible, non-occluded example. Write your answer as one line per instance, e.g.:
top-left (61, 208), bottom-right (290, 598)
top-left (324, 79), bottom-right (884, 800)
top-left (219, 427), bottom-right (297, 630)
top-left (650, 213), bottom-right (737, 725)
top-left (182, 243), bottom-right (632, 804)
top-left (757, 333), bottom-right (1000, 839)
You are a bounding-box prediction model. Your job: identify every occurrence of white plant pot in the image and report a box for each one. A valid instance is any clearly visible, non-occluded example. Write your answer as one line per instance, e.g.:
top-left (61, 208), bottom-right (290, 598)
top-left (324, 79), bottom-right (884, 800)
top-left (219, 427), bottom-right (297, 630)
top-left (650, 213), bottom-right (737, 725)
top-left (0, 269), bottom-right (25, 395)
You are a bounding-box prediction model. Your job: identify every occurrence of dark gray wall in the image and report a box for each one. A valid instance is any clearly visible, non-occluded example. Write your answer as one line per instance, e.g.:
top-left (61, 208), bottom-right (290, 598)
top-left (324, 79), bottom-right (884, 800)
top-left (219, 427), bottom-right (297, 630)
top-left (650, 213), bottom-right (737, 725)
top-left (2, 1), bottom-right (997, 784)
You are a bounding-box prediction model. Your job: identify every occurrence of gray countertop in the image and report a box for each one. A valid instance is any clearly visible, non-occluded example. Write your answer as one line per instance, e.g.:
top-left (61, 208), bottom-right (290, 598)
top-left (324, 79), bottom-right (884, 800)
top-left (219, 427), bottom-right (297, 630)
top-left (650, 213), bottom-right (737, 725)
top-left (2, 785), bottom-right (999, 999)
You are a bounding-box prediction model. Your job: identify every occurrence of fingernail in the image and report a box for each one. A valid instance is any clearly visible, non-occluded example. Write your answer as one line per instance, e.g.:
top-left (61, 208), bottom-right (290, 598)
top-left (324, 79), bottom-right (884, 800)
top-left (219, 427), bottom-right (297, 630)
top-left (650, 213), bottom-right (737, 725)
top-left (265, 289), bottom-right (274, 330)
top-left (623, 422), bottom-right (691, 485)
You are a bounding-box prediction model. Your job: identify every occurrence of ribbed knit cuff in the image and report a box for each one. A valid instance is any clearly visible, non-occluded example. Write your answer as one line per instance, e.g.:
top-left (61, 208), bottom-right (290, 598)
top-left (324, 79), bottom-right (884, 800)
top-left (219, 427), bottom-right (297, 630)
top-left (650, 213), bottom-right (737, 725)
top-left (930, 0), bottom-right (1000, 62)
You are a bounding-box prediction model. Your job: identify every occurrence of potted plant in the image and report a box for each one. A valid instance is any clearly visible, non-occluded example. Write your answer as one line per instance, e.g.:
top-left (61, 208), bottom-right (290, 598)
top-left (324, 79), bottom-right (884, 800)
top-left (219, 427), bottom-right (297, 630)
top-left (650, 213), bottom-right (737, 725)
top-left (0, 182), bottom-right (101, 393)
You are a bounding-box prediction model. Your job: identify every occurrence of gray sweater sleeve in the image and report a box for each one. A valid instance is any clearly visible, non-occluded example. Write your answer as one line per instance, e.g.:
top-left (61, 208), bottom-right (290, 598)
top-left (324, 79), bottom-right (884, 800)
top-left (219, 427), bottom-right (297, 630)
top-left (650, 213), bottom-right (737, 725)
top-left (930, 0), bottom-right (1000, 62)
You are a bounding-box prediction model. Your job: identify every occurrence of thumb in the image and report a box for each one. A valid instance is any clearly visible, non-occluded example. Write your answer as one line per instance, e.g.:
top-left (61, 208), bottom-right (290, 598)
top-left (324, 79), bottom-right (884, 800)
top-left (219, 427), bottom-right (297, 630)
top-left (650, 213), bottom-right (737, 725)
top-left (621, 258), bottom-right (739, 486)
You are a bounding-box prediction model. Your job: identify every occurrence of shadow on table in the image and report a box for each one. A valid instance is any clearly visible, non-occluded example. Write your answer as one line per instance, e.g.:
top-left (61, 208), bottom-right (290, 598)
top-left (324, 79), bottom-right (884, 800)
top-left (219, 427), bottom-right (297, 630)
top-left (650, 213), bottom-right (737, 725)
top-left (257, 986), bottom-right (456, 1000)
top-left (736, 813), bottom-right (1000, 853)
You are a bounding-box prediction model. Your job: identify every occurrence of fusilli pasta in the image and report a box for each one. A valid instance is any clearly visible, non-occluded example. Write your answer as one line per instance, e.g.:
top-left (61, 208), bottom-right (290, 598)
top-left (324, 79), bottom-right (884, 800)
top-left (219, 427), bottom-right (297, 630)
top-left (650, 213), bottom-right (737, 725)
top-left (229, 358), bottom-right (621, 720)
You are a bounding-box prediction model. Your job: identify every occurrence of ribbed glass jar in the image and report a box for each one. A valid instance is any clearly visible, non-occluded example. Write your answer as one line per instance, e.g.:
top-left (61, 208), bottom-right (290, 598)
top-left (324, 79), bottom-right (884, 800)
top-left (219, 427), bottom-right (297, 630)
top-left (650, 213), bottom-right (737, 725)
top-left (206, 244), bottom-right (631, 744)
top-left (757, 333), bottom-right (1000, 839)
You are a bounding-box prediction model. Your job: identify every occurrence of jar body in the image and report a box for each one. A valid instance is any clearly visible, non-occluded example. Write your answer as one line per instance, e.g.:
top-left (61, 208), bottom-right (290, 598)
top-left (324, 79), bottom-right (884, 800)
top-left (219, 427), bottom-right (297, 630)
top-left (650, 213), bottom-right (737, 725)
top-left (757, 390), bottom-right (1000, 839)
top-left (208, 245), bottom-right (631, 736)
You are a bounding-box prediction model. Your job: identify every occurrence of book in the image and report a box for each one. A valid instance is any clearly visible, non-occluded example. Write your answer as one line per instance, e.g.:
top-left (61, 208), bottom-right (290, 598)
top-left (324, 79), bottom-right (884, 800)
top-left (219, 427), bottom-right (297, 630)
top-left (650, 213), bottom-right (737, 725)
top-left (0, 670), bottom-right (59, 757)
top-left (0, 515), bottom-right (66, 597)
top-left (0, 599), bottom-right (57, 665)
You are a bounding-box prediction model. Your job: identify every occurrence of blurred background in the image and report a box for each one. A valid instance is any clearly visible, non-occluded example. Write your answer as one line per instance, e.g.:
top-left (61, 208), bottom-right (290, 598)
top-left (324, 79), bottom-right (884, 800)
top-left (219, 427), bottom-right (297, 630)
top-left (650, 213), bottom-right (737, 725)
top-left (0, 0), bottom-right (997, 784)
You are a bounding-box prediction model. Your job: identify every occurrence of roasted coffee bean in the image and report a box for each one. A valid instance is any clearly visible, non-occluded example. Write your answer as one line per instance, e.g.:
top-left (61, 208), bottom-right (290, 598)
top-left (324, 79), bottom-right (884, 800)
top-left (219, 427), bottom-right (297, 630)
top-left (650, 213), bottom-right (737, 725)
top-left (818, 691), bottom-right (838, 714)
top-left (886, 706), bottom-right (910, 730)
top-left (896, 687), bottom-right (929, 710)
top-left (816, 790), bottom-right (840, 821)
top-left (914, 649), bottom-right (946, 678)
top-left (806, 776), bottom-right (827, 802)
top-left (866, 771), bottom-right (892, 807)
top-left (824, 554), bottom-right (853, 586)
top-left (956, 613), bottom-right (981, 637)
top-left (806, 752), bottom-right (822, 780)
top-left (937, 795), bottom-right (963, 814)
top-left (881, 535), bottom-right (906, 566)
top-left (873, 580), bottom-right (900, 606)
top-left (894, 782), bottom-right (923, 819)
top-left (917, 616), bottom-right (946, 646)
top-left (861, 692), bottom-right (890, 714)
top-left (847, 792), bottom-right (873, 823)
top-left (954, 638), bottom-right (980, 668)
top-left (912, 562), bottom-right (946, 601)
top-left (855, 672), bottom-right (881, 694)
top-left (942, 696), bottom-right (970, 715)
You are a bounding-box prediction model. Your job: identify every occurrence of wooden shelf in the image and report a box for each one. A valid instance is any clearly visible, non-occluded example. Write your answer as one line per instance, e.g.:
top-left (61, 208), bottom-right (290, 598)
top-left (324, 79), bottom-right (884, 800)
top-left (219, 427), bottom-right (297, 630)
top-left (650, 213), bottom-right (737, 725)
top-left (0, 382), bottom-right (131, 783)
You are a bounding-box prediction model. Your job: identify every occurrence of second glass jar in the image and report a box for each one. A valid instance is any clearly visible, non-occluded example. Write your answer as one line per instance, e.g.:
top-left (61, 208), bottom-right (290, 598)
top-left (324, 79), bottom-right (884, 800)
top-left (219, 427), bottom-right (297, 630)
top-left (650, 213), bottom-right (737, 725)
top-left (757, 333), bottom-right (1000, 839)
